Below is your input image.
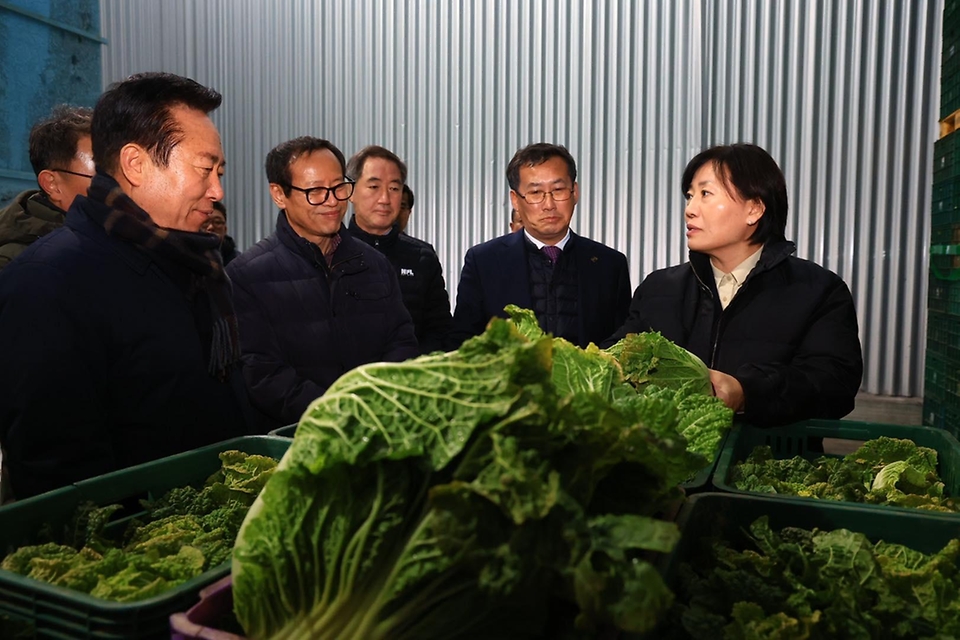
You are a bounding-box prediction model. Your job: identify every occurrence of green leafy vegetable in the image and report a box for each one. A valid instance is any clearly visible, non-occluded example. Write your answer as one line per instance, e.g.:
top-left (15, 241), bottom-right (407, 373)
top-left (0, 450), bottom-right (277, 602)
top-left (503, 306), bottom-right (731, 463)
top-left (233, 318), bottom-right (725, 639)
top-left (668, 516), bottom-right (960, 639)
top-left (605, 332), bottom-right (712, 397)
top-left (730, 437), bottom-right (958, 512)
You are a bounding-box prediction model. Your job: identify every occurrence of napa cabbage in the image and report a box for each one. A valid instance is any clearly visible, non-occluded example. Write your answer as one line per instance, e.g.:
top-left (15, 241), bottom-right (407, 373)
top-left (232, 318), bottom-right (730, 639)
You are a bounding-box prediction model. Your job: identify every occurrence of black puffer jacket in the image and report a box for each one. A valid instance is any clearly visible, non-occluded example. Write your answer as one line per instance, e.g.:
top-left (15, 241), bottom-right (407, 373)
top-left (348, 218), bottom-right (453, 353)
top-left (602, 241), bottom-right (863, 427)
top-left (227, 213), bottom-right (419, 430)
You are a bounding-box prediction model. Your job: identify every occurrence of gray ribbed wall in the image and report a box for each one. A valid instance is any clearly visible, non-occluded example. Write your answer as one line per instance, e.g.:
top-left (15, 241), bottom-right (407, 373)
top-left (99, 0), bottom-right (941, 397)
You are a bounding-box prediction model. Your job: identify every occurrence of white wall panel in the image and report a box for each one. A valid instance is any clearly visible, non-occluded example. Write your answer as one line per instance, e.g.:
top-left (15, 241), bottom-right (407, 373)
top-left (100, 0), bottom-right (941, 396)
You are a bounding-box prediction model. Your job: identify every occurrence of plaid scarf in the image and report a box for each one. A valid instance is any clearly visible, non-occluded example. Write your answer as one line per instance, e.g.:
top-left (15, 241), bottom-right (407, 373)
top-left (86, 173), bottom-right (241, 380)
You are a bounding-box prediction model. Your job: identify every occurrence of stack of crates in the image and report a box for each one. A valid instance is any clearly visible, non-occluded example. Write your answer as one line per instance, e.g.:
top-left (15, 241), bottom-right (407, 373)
top-left (926, 0), bottom-right (960, 435)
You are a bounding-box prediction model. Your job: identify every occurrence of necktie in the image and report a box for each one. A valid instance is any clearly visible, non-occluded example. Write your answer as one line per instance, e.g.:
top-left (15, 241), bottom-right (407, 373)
top-left (542, 245), bottom-right (561, 263)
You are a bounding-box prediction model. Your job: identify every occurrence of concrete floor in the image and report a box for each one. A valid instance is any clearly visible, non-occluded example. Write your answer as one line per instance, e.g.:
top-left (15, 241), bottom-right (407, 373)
top-left (825, 392), bottom-right (924, 455)
top-left (844, 392), bottom-right (923, 426)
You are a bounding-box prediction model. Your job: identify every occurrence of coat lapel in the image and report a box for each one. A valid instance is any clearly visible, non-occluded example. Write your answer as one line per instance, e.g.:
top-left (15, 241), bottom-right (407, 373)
top-left (497, 232), bottom-right (532, 313)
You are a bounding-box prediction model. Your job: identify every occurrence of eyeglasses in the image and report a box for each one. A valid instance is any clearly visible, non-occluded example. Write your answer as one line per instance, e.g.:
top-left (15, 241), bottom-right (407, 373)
top-left (51, 168), bottom-right (94, 179)
top-left (288, 181), bottom-right (355, 206)
top-left (516, 187), bottom-right (573, 205)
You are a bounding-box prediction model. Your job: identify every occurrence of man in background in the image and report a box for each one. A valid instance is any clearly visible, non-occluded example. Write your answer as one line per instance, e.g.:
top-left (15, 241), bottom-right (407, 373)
top-left (201, 200), bottom-right (239, 265)
top-left (0, 105), bottom-right (93, 270)
top-left (347, 145), bottom-right (453, 353)
top-left (509, 208), bottom-right (523, 233)
top-left (0, 73), bottom-right (250, 499)
top-left (451, 142), bottom-right (631, 348)
top-left (398, 183), bottom-right (414, 232)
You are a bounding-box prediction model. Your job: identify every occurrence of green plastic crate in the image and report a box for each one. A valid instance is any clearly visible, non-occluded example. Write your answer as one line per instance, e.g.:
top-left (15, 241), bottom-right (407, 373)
top-left (933, 133), bottom-right (959, 182)
top-left (926, 311), bottom-right (960, 368)
top-left (712, 419), bottom-right (960, 516)
top-left (928, 274), bottom-right (960, 316)
top-left (678, 431), bottom-right (729, 494)
top-left (659, 492), bottom-right (960, 598)
top-left (0, 436), bottom-right (290, 640)
top-left (267, 423), bottom-right (297, 439)
top-left (931, 222), bottom-right (960, 244)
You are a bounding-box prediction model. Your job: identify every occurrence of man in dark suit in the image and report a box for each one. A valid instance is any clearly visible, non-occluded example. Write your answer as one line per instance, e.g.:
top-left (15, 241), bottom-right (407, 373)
top-left (451, 143), bottom-right (631, 348)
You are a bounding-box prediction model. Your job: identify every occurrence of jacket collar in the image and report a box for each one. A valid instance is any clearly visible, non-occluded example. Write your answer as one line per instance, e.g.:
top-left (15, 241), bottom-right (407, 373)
top-left (347, 216), bottom-right (400, 250)
top-left (276, 210), bottom-right (335, 265)
top-left (514, 229), bottom-right (580, 252)
top-left (18, 190), bottom-right (66, 224)
top-left (689, 239), bottom-right (796, 284)
top-left (275, 211), bottom-right (366, 273)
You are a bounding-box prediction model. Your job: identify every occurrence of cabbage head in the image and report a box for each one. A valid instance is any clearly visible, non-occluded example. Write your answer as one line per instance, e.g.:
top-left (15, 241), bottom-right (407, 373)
top-left (232, 319), bottom-right (709, 639)
top-left (605, 332), bottom-right (712, 397)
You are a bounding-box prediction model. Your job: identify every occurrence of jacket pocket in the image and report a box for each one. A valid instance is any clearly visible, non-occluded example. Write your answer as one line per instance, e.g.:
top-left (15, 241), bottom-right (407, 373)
top-left (345, 282), bottom-right (390, 300)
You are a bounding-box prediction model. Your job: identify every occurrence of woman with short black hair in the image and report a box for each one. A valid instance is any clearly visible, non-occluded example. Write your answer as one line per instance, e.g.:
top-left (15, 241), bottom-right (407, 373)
top-left (603, 143), bottom-right (863, 427)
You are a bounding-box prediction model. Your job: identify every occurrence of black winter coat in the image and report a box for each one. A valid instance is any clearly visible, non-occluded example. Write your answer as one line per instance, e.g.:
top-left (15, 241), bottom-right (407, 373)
top-left (0, 195), bottom-right (251, 500)
top-left (602, 241), bottom-right (863, 427)
top-left (347, 218), bottom-right (453, 353)
top-left (227, 212), bottom-right (419, 430)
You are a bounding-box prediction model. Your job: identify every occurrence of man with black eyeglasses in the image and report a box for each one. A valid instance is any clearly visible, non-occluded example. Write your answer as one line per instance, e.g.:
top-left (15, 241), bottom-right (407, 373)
top-left (0, 105), bottom-right (93, 271)
top-left (451, 142), bottom-right (631, 348)
top-left (200, 200), bottom-right (239, 265)
top-left (226, 136), bottom-right (418, 430)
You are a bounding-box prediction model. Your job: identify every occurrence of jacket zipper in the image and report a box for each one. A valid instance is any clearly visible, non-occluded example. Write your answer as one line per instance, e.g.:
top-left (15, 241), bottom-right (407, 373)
top-left (692, 264), bottom-right (725, 368)
top-left (326, 251), bottom-right (365, 315)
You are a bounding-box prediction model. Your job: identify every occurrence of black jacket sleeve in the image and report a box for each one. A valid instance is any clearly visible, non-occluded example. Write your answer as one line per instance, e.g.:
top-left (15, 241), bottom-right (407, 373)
top-left (600, 282), bottom-right (649, 348)
top-left (417, 251), bottom-right (454, 353)
top-left (377, 267), bottom-right (421, 363)
top-left (734, 277), bottom-right (863, 426)
top-left (611, 252), bottom-right (632, 331)
top-left (449, 248), bottom-right (489, 348)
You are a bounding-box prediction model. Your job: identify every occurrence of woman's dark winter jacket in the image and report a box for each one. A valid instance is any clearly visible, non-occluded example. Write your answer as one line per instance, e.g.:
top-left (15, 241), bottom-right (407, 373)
top-left (0, 195), bottom-right (252, 500)
top-left (227, 212), bottom-right (419, 430)
top-left (348, 218), bottom-right (453, 353)
top-left (602, 241), bottom-right (863, 427)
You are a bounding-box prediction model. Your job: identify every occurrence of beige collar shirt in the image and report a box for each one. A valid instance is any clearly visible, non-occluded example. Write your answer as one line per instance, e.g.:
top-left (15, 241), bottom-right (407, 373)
top-left (711, 247), bottom-right (763, 309)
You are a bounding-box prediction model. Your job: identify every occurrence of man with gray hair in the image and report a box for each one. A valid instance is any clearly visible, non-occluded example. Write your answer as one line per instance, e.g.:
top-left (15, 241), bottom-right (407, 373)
top-left (346, 145), bottom-right (453, 353)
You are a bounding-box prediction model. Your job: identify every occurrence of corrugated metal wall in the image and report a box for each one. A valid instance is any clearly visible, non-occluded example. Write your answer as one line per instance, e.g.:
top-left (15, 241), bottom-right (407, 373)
top-left (99, 0), bottom-right (940, 397)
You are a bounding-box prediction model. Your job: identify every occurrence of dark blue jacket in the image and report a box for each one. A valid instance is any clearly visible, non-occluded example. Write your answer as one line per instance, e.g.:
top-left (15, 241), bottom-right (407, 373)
top-left (602, 241), bottom-right (863, 427)
top-left (227, 212), bottom-right (419, 430)
top-left (450, 230), bottom-right (631, 348)
top-left (0, 195), bottom-right (251, 500)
